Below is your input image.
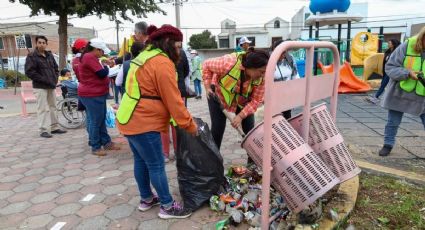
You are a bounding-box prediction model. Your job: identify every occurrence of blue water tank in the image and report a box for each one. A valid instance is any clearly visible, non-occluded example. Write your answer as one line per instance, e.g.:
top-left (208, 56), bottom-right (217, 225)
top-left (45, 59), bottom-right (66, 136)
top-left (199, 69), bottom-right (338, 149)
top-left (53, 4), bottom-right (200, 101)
top-left (309, 0), bottom-right (351, 14)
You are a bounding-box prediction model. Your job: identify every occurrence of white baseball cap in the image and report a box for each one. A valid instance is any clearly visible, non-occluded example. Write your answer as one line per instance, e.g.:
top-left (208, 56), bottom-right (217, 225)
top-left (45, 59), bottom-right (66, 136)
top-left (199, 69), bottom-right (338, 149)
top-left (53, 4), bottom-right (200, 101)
top-left (90, 38), bottom-right (111, 54)
top-left (190, 49), bottom-right (198, 54)
top-left (239, 36), bottom-right (252, 46)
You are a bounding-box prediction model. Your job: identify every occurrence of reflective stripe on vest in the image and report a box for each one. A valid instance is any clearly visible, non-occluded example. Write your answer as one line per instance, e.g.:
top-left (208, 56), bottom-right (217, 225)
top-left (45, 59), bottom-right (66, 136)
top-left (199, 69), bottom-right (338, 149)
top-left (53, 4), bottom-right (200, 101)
top-left (126, 37), bottom-right (135, 54)
top-left (400, 36), bottom-right (425, 96)
top-left (218, 53), bottom-right (262, 107)
top-left (116, 47), bottom-right (167, 124)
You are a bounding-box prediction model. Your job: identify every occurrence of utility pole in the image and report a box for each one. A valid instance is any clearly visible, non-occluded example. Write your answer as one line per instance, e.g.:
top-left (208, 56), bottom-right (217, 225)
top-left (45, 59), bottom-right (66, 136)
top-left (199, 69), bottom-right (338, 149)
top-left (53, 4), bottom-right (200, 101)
top-left (115, 19), bottom-right (120, 53)
top-left (175, 0), bottom-right (181, 29)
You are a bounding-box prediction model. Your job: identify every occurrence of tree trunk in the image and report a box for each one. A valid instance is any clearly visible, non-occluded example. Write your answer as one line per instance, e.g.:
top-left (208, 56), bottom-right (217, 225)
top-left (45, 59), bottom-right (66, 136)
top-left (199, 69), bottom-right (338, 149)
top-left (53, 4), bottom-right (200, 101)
top-left (58, 14), bottom-right (68, 70)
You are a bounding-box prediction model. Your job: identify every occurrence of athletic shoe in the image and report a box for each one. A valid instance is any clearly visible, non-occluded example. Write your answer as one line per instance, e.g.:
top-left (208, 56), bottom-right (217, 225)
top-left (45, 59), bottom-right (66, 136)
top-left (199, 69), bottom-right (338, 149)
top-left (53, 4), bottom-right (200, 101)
top-left (158, 201), bottom-right (192, 219)
top-left (138, 196), bottom-right (160, 211)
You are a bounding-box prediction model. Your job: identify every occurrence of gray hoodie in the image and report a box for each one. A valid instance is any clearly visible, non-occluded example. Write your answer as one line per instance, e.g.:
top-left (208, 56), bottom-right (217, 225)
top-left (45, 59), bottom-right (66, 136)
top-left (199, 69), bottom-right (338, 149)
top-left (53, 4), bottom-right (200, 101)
top-left (381, 42), bottom-right (425, 116)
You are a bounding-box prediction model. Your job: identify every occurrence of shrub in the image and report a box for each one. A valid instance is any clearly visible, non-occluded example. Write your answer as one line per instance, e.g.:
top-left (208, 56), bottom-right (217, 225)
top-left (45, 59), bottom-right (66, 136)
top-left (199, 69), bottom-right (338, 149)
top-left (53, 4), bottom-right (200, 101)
top-left (0, 70), bottom-right (31, 87)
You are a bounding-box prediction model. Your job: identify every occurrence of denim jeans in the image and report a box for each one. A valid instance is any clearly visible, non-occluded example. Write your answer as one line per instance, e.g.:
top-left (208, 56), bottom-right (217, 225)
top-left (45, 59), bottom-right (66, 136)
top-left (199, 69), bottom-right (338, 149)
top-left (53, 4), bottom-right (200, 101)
top-left (114, 85), bottom-right (122, 104)
top-left (194, 79), bottom-right (202, 96)
top-left (375, 74), bottom-right (389, 98)
top-left (79, 94), bottom-right (111, 151)
top-left (384, 109), bottom-right (425, 146)
top-left (126, 132), bottom-right (173, 207)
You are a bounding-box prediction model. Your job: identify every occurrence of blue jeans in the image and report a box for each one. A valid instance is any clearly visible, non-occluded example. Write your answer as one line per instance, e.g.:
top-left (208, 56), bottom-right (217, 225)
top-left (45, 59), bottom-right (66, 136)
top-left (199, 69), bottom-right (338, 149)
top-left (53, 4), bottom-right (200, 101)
top-left (375, 74), bottom-right (390, 98)
top-left (114, 85), bottom-right (122, 104)
top-left (384, 110), bottom-right (425, 146)
top-left (126, 132), bottom-right (173, 207)
top-left (194, 79), bottom-right (202, 96)
top-left (79, 94), bottom-right (111, 151)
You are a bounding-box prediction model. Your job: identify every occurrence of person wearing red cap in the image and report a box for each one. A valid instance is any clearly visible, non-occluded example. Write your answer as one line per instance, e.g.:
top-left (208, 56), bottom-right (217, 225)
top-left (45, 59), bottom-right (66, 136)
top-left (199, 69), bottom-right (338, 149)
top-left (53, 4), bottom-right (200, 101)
top-left (116, 24), bottom-right (197, 219)
top-left (71, 38), bottom-right (88, 80)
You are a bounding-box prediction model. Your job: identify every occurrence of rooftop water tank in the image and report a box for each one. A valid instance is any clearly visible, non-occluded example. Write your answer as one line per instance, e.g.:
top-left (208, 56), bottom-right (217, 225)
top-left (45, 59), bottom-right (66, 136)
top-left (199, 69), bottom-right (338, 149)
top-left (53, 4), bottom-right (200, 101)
top-left (309, 0), bottom-right (351, 14)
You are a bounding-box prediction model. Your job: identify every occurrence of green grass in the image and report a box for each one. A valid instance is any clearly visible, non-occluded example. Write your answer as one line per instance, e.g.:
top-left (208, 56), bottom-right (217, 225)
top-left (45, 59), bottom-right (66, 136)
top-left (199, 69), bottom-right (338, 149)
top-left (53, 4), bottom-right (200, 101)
top-left (342, 173), bottom-right (425, 229)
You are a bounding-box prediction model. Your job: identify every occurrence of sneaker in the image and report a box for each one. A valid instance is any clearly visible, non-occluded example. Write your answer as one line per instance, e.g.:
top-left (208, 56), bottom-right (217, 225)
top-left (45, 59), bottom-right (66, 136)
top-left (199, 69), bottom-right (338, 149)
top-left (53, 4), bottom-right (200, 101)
top-left (158, 201), bottom-right (192, 219)
top-left (365, 95), bottom-right (380, 104)
top-left (379, 144), bottom-right (393, 157)
top-left (104, 142), bottom-right (121, 151)
top-left (40, 132), bottom-right (52, 138)
top-left (92, 149), bottom-right (107, 156)
top-left (138, 196), bottom-right (160, 211)
top-left (52, 129), bottom-right (67, 134)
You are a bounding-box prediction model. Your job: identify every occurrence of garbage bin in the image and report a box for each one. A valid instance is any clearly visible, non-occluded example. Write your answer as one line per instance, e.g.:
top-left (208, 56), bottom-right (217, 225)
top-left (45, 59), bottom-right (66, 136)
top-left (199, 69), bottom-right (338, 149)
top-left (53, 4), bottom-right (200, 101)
top-left (0, 78), bottom-right (5, 89)
top-left (296, 59), bottom-right (305, 78)
top-left (241, 114), bottom-right (340, 213)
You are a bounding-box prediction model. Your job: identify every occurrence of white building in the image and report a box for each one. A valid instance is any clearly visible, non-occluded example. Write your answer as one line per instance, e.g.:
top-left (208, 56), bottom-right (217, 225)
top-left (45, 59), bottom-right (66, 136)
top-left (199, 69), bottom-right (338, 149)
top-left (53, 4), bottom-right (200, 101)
top-left (290, 2), bottom-right (425, 42)
top-left (217, 17), bottom-right (290, 49)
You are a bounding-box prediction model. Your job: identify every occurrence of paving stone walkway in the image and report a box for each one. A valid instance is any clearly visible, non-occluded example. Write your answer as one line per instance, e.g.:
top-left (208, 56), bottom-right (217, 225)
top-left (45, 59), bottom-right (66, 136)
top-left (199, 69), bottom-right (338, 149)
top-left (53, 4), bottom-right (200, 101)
top-left (0, 89), bottom-right (424, 229)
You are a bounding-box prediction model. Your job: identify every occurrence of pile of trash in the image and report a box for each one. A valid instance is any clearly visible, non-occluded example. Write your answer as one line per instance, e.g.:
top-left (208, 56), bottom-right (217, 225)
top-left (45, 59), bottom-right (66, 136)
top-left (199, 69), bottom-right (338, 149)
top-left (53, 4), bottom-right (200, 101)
top-left (209, 164), bottom-right (294, 229)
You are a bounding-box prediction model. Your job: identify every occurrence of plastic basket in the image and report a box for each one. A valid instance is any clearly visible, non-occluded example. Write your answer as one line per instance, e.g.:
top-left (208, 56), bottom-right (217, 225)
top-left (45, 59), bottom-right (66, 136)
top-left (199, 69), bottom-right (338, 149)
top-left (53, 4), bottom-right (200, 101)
top-left (288, 103), bottom-right (361, 182)
top-left (241, 114), bottom-right (339, 213)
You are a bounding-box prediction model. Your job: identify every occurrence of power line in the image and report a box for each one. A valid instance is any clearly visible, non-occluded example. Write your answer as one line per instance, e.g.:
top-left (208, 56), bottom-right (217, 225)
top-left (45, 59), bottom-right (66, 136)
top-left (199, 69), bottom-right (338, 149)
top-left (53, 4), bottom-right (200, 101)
top-left (0, 16), bottom-right (79, 30)
top-left (0, 14), bottom-right (52, 21)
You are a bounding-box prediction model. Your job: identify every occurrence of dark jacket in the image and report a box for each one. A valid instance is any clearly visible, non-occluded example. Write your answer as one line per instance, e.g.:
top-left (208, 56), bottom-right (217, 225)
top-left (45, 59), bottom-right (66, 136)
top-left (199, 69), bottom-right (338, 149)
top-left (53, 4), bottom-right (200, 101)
top-left (25, 49), bottom-right (59, 89)
top-left (176, 49), bottom-right (190, 97)
top-left (382, 49), bottom-right (393, 76)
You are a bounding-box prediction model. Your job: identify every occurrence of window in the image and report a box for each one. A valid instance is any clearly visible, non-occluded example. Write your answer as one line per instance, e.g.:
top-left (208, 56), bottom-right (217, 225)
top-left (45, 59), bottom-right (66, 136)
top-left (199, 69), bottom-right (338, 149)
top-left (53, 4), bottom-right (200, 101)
top-left (272, 37), bottom-right (282, 46)
top-left (1, 59), bottom-right (8, 70)
top-left (225, 22), bottom-right (230, 29)
top-left (15, 34), bottom-right (32, 49)
top-left (0, 37), bottom-right (4, 50)
top-left (274, 20), bottom-right (280, 28)
top-left (219, 38), bottom-right (229, 48)
top-left (236, 37), bottom-right (256, 47)
top-left (24, 35), bottom-right (32, 48)
top-left (304, 13), bottom-right (311, 20)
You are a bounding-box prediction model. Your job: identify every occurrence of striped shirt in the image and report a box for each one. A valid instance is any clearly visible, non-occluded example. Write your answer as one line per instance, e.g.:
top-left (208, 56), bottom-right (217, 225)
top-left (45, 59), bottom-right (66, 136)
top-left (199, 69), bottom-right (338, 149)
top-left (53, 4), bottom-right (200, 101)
top-left (202, 53), bottom-right (265, 119)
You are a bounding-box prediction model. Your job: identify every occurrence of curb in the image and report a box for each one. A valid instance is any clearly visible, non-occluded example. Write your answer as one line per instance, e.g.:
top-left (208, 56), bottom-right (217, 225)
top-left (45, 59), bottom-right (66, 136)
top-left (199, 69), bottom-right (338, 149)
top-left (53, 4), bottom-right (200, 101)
top-left (314, 175), bottom-right (359, 230)
top-left (0, 113), bottom-right (23, 118)
top-left (356, 160), bottom-right (425, 185)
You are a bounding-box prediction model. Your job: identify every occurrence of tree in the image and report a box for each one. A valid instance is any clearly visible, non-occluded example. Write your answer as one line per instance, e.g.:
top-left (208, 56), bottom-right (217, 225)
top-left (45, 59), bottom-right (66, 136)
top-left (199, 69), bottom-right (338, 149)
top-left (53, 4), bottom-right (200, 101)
top-left (188, 30), bottom-right (217, 49)
top-left (9, 0), bottom-right (164, 69)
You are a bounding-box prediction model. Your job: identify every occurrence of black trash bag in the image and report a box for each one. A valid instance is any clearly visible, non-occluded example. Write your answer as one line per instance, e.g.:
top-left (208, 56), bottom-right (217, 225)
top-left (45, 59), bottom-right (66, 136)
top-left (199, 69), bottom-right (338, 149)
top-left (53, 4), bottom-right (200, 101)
top-left (176, 118), bottom-right (225, 211)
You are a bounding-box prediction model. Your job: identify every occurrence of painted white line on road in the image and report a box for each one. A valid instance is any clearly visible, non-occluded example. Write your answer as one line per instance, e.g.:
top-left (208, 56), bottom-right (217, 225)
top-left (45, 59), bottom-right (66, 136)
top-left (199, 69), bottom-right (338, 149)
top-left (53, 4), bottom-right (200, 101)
top-left (81, 194), bottom-right (95, 202)
top-left (50, 222), bottom-right (66, 230)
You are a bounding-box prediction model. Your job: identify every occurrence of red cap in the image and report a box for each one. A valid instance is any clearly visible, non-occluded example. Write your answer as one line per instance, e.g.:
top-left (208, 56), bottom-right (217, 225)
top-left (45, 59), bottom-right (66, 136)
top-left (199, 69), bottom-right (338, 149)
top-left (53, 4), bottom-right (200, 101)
top-left (73, 38), bottom-right (88, 50)
top-left (147, 25), bottom-right (183, 42)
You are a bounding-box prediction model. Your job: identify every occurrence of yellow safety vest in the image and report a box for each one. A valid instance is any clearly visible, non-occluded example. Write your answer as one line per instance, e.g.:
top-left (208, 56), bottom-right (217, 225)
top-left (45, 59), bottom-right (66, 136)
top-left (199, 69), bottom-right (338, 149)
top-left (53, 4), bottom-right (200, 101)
top-left (116, 47), bottom-right (167, 124)
top-left (400, 36), bottom-right (425, 96)
top-left (218, 53), bottom-right (262, 108)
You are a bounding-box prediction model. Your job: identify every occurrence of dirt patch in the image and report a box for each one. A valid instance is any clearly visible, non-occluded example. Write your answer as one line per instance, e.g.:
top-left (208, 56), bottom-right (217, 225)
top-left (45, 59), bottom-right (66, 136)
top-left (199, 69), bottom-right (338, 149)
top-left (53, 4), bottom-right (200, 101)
top-left (340, 173), bottom-right (425, 229)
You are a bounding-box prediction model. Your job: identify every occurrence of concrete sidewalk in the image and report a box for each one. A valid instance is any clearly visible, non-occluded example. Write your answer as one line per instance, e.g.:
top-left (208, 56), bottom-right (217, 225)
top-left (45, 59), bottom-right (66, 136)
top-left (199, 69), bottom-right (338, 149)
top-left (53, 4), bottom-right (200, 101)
top-left (0, 88), bottom-right (424, 229)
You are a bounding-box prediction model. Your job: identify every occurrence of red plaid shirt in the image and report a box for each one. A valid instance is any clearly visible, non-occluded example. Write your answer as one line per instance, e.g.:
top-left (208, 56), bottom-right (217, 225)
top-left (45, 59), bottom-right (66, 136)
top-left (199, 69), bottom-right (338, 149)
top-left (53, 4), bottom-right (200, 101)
top-left (202, 53), bottom-right (265, 119)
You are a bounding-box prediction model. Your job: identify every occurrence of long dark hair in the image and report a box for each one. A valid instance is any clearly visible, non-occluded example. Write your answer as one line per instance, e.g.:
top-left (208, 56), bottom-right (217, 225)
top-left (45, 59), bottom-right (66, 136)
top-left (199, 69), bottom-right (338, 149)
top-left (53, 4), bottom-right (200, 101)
top-left (385, 39), bottom-right (401, 55)
top-left (146, 38), bottom-right (180, 64)
top-left (241, 49), bottom-right (270, 69)
top-left (79, 42), bottom-right (96, 61)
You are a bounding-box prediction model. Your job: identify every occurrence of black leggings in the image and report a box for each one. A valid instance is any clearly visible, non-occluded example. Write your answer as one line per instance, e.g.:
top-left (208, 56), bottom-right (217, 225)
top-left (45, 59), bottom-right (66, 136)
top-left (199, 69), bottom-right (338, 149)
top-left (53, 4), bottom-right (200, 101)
top-left (207, 97), bottom-right (255, 149)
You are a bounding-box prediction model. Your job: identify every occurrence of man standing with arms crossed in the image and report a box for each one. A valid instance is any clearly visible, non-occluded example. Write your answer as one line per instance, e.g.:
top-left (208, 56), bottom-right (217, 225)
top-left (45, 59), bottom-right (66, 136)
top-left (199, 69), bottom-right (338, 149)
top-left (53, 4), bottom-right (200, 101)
top-left (25, 35), bottom-right (67, 138)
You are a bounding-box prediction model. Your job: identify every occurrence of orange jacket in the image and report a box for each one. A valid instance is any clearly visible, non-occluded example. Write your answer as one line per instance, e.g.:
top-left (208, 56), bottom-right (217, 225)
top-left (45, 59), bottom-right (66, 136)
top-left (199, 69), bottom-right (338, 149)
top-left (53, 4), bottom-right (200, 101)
top-left (117, 55), bottom-right (197, 135)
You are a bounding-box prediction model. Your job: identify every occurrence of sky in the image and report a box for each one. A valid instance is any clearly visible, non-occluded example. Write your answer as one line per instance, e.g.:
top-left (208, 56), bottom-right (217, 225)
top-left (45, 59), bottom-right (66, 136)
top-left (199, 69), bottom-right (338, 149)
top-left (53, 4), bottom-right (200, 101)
top-left (0, 0), bottom-right (425, 46)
